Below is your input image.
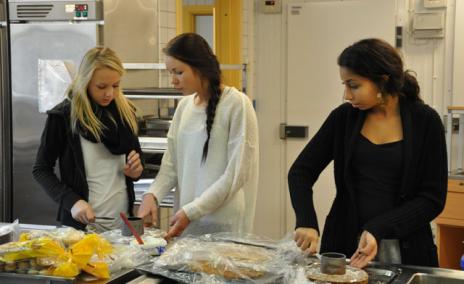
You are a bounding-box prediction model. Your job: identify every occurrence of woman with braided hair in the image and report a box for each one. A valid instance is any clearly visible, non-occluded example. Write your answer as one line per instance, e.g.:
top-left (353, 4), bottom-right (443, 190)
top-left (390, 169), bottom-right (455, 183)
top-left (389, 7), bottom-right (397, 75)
top-left (137, 33), bottom-right (259, 239)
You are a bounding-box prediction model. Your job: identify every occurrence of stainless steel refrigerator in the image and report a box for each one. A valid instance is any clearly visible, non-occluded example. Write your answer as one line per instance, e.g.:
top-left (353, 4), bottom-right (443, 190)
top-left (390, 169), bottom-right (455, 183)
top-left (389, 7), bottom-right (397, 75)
top-left (8, 0), bottom-right (103, 224)
top-left (0, 0), bottom-right (12, 222)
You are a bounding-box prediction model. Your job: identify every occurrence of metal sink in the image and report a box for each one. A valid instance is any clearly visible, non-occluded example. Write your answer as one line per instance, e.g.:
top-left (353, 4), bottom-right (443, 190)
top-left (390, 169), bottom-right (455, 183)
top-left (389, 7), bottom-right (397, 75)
top-left (406, 272), bottom-right (464, 284)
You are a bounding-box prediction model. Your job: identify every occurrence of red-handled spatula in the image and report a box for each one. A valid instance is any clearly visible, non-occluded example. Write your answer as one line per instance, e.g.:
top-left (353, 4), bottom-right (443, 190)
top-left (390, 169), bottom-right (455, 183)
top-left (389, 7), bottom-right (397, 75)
top-left (119, 212), bottom-right (144, 245)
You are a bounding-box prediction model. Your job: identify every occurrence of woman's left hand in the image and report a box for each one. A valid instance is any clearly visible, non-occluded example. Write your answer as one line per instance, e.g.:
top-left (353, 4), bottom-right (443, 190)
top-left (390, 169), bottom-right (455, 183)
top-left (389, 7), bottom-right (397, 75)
top-left (165, 209), bottom-right (190, 240)
top-left (350, 230), bottom-right (378, 268)
top-left (124, 150), bottom-right (143, 179)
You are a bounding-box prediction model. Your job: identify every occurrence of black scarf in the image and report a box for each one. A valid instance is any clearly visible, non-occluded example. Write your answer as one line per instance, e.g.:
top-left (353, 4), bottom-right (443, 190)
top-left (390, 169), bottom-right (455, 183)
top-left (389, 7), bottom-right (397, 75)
top-left (78, 101), bottom-right (136, 155)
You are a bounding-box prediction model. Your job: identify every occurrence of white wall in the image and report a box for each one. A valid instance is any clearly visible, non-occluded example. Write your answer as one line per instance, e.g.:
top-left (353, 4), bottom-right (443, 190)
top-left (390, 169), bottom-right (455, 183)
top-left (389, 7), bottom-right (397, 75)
top-left (453, 0), bottom-right (464, 105)
top-left (158, 0), bottom-right (177, 88)
top-left (251, 0), bottom-right (460, 239)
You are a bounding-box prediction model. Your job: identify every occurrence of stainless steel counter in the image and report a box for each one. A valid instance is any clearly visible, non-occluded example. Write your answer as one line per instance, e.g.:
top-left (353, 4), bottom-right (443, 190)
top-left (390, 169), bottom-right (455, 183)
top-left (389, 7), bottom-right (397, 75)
top-left (448, 170), bottom-right (464, 180)
top-left (367, 262), bottom-right (464, 283)
top-left (449, 174), bottom-right (464, 180)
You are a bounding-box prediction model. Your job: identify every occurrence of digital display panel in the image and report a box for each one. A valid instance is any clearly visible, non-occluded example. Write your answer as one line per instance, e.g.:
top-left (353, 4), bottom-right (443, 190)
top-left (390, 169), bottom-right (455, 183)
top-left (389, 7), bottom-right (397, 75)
top-left (75, 4), bottom-right (88, 12)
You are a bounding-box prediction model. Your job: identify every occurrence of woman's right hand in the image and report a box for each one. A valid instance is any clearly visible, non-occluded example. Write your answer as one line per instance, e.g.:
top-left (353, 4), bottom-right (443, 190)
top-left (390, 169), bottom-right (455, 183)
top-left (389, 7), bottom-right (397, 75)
top-left (137, 193), bottom-right (159, 227)
top-left (70, 200), bottom-right (95, 224)
top-left (294, 227), bottom-right (319, 254)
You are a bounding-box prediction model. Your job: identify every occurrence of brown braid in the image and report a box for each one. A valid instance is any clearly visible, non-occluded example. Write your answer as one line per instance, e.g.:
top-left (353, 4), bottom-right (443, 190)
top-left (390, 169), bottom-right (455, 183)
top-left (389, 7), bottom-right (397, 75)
top-left (203, 83), bottom-right (221, 162)
top-left (163, 33), bottom-right (222, 163)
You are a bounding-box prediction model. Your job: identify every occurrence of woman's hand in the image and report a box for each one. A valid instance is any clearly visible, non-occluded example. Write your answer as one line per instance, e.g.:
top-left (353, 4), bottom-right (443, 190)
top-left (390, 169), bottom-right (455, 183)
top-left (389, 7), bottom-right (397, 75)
top-left (137, 193), bottom-right (159, 227)
top-left (294, 227), bottom-right (319, 254)
top-left (350, 230), bottom-right (378, 268)
top-left (70, 200), bottom-right (95, 224)
top-left (165, 209), bottom-right (190, 240)
top-left (124, 150), bottom-right (143, 179)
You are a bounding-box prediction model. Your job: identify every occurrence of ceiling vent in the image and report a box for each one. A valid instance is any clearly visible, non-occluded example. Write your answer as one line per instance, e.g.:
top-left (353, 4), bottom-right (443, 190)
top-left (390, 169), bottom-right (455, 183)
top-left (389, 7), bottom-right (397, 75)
top-left (17, 5), bottom-right (53, 18)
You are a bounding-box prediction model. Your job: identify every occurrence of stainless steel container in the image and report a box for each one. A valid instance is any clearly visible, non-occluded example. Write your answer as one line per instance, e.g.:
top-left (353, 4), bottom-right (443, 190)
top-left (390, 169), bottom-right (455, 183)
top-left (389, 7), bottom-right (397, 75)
top-left (320, 252), bottom-right (346, 275)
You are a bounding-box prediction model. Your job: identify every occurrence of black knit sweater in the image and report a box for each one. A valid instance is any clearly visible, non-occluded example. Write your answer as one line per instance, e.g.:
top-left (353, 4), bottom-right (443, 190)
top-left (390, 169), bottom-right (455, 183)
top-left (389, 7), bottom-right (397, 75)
top-left (33, 99), bottom-right (141, 230)
top-left (288, 97), bottom-right (447, 266)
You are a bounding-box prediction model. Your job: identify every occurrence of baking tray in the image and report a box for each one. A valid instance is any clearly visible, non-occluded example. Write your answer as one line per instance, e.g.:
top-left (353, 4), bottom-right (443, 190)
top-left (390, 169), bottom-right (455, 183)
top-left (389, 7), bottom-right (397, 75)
top-left (136, 262), bottom-right (286, 284)
top-left (0, 271), bottom-right (75, 284)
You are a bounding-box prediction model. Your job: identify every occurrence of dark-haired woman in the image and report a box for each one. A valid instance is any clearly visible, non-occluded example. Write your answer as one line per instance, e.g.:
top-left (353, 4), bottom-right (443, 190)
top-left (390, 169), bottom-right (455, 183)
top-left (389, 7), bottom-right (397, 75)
top-left (288, 38), bottom-right (447, 268)
top-left (137, 33), bottom-right (259, 239)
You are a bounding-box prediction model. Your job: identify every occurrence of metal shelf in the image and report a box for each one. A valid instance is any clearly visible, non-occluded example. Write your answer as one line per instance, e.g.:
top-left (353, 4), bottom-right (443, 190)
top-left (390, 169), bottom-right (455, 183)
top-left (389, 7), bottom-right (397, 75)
top-left (124, 88), bottom-right (183, 100)
top-left (126, 94), bottom-right (182, 100)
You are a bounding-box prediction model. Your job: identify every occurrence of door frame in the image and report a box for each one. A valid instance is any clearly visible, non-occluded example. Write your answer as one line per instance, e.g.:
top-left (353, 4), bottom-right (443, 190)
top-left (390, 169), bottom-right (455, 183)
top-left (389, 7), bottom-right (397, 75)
top-left (175, 0), bottom-right (242, 89)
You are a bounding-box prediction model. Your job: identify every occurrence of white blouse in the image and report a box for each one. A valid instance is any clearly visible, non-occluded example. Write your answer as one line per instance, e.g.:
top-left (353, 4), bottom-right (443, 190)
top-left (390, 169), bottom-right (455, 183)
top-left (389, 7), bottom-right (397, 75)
top-left (80, 136), bottom-right (127, 231)
top-left (147, 86), bottom-right (259, 235)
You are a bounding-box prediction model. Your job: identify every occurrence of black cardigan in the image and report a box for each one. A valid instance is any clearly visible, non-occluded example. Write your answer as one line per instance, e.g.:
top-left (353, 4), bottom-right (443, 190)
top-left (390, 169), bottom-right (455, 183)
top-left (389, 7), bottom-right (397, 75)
top-left (32, 99), bottom-right (141, 230)
top-left (288, 98), bottom-right (447, 266)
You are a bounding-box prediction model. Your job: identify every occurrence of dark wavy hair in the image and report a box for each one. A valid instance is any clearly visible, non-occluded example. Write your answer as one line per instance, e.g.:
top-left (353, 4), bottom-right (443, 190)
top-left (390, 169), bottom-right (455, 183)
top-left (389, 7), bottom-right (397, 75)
top-left (163, 33), bottom-right (222, 162)
top-left (338, 38), bottom-right (422, 103)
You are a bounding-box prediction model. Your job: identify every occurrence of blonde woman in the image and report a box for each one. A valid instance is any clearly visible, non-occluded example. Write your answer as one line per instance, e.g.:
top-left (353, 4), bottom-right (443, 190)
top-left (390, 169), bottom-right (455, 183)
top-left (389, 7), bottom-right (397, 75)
top-left (33, 47), bottom-right (143, 231)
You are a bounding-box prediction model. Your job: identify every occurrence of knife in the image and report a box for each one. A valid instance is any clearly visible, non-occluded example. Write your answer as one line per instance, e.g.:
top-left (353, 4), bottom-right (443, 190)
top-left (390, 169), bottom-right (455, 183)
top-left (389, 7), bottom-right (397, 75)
top-left (95, 216), bottom-right (116, 220)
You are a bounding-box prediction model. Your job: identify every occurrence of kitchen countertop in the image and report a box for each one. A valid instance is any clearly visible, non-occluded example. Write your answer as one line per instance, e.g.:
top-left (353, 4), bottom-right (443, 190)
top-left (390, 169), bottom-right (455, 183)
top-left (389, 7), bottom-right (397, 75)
top-left (448, 170), bottom-right (464, 179)
top-left (2, 223), bottom-right (464, 283)
top-left (449, 174), bottom-right (464, 180)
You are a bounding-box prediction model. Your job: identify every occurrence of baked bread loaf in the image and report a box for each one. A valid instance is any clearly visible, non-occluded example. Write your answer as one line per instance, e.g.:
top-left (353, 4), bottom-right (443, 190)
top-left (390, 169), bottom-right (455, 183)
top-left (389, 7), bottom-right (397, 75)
top-left (306, 263), bottom-right (368, 284)
top-left (157, 238), bottom-right (276, 280)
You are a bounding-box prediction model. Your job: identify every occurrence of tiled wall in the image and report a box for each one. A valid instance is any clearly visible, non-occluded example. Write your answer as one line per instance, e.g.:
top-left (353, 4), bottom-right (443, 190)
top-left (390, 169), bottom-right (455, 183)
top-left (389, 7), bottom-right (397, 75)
top-left (158, 0), bottom-right (177, 88)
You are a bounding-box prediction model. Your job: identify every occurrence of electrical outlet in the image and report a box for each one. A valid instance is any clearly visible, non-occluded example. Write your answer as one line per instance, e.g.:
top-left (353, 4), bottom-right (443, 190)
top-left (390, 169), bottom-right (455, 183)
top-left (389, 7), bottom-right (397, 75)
top-left (444, 115), bottom-right (460, 132)
top-left (260, 0), bottom-right (282, 14)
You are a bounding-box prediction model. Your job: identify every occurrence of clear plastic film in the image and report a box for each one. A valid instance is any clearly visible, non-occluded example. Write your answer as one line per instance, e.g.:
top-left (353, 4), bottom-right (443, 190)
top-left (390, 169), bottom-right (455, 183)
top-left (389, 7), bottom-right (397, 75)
top-left (97, 227), bottom-right (166, 273)
top-left (103, 244), bottom-right (151, 273)
top-left (100, 227), bottom-right (167, 257)
top-left (99, 227), bottom-right (166, 245)
top-left (37, 59), bottom-right (75, 113)
top-left (0, 220), bottom-right (20, 244)
top-left (145, 232), bottom-right (311, 283)
top-left (19, 227), bottom-right (85, 247)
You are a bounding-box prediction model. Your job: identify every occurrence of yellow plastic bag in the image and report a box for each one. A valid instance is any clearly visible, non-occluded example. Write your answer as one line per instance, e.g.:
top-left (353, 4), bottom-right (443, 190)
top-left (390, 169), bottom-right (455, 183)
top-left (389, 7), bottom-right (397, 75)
top-left (70, 234), bottom-right (112, 278)
top-left (53, 261), bottom-right (80, 278)
top-left (1, 233), bottom-right (113, 279)
top-left (0, 237), bottom-right (65, 262)
top-left (82, 262), bottom-right (110, 279)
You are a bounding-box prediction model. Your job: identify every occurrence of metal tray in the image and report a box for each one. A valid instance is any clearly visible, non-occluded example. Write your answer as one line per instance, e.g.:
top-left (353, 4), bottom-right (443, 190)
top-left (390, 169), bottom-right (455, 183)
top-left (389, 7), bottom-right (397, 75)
top-left (0, 271), bottom-right (75, 284)
top-left (365, 267), bottom-right (401, 284)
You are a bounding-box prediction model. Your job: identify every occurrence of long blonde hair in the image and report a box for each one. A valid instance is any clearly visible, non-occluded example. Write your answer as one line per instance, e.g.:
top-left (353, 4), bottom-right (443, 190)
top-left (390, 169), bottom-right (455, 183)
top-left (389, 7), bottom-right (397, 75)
top-left (68, 47), bottom-right (138, 141)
